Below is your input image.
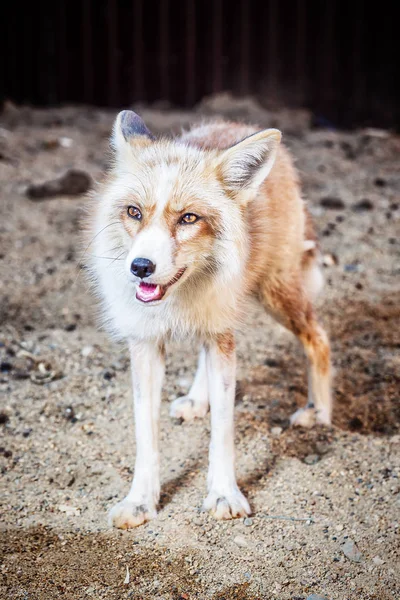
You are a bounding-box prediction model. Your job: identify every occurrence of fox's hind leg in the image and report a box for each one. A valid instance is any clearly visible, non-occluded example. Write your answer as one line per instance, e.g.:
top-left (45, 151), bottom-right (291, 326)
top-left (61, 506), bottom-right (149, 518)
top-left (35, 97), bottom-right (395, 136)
top-left (259, 277), bottom-right (332, 427)
top-left (170, 347), bottom-right (209, 420)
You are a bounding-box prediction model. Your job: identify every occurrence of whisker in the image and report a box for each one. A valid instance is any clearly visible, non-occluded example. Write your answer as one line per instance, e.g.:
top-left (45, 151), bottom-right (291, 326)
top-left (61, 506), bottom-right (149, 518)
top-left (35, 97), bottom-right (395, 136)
top-left (81, 221), bottom-right (121, 257)
top-left (86, 254), bottom-right (125, 261)
top-left (108, 250), bottom-right (127, 267)
top-left (73, 221), bottom-right (121, 286)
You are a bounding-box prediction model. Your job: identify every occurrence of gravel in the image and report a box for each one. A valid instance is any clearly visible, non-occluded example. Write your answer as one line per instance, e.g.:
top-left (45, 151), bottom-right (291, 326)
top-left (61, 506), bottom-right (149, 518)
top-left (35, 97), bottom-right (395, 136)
top-left (0, 104), bottom-right (399, 599)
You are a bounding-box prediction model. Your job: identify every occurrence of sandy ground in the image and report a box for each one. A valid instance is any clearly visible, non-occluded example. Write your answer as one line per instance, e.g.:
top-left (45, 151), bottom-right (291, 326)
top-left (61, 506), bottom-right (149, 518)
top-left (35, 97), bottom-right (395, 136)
top-left (0, 101), bottom-right (399, 599)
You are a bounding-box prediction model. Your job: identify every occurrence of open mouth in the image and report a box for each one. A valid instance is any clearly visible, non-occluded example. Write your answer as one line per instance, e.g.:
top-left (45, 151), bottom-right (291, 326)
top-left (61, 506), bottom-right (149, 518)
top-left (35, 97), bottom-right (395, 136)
top-left (136, 268), bottom-right (186, 304)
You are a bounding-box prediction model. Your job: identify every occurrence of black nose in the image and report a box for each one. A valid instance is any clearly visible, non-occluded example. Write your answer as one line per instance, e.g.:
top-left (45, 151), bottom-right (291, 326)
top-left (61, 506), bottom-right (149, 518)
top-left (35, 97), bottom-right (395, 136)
top-left (130, 257), bottom-right (156, 279)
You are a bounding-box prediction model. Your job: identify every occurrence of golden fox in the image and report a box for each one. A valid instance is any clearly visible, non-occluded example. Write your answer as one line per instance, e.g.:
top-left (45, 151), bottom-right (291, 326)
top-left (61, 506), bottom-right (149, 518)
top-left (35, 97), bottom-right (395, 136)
top-left (85, 111), bottom-right (332, 529)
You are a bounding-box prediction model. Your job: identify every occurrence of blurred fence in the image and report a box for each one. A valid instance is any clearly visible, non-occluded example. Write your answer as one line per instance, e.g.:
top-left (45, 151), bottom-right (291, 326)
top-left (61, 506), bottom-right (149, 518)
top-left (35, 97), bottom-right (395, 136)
top-left (1, 0), bottom-right (398, 128)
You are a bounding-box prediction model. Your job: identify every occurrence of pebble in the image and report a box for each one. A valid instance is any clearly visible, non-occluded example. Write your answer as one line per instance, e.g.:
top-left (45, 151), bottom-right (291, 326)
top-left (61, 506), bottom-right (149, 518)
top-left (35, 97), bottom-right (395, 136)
top-left (58, 504), bottom-right (80, 517)
top-left (341, 538), bottom-right (363, 563)
top-left (270, 426), bottom-right (282, 437)
top-left (26, 169), bottom-right (92, 199)
top-left (63, 406), bottom-right (76, 421)
top-left (320, 197), bottom-right (345, 210)
top-left (372, 556), bottom-right (384, 565)
top-left (304, 454), bottom-right (320, 465)
top-left (353, 198), bottom-right (374, 211)
top-left (81, 346), bottom-right (93, 357)
top-left (307, 595), bottom-right (329, 600)
top-left (323, 253), bottom-right (338, 267)
top-left (244, 518), bottom-right (253, 527)
top-left (233, 535), bottom-right (248, 548)
top-left (102, 369), bottom-right (115, 380)
top-left (344, 263), bottom-right (360, 273)
top-left (0, 411), bottom-right (10, 424)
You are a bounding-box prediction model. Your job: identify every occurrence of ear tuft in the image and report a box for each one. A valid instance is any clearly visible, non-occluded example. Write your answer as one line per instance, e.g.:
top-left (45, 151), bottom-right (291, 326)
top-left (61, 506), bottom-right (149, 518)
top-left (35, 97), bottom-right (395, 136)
top-left (111, 110), bottom-right (154, 155)
top-left (219, 129), bottom-right (281, 193)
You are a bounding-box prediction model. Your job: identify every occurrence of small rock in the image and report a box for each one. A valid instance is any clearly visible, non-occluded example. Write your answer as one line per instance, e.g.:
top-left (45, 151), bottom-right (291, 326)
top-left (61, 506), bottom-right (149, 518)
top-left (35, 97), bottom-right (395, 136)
top-left (64, 406), bottom-right (75, 421)
top-left (341, 538), bottom-right (363, 563)
top-left (244, 517), bottom-right (253, 527)
top-left (344, 263), bottom-right (360, 273)
top-left (353, 199), bottom-right (374, 211)
top-left (233, 535), bottom-right (248, 548)
top-left (59, 136), bottom-right (73, 148)
top-left (270, 426), bottom-right (282, 437)
top-left (320, 197), bottom-right (345, 210)
top-left (304, 454), bottom-right (320, 465)
top-left (22, 428), bottom-right (32, 438)
top-left (58, 504), bottom-right (80, 517)
top-left (41, 138), bottom-right (61, 150)
top-left (264, 358), bottom-right (279, 367)
top-left (81, 345), bottom-right (93, 357)
top-left (307, 595), bottom-right (329, 600)
top-left (102, 368), bottom-right (115, 380)
top-left (26, 169), bottom-right (92, 199)
top-left (0, 411), bottom-right (10, 425)
top-left (372, 556), bottom-right (384, 566)
top-left (0, 361), bottom-right (13, 372)
top-left (322, 253), bottom-right (338, 267)
top-left (30, 361), bottom-right (63, 385)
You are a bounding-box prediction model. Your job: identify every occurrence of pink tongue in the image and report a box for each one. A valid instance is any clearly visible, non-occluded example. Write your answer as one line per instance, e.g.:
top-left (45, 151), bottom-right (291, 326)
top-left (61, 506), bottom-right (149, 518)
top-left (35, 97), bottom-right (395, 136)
top-left (136, 282), bottom-right (162, 303)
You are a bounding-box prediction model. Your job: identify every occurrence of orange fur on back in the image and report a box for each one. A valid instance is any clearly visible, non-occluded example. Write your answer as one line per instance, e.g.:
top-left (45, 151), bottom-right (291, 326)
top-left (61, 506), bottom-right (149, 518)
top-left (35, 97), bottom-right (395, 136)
top-left (180, 121), bottom-right (315, 296)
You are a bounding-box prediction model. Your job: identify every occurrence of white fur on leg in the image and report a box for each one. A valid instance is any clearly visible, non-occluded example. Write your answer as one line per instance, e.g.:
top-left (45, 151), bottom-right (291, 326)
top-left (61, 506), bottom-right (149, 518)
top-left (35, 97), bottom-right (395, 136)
top-left (170, 347), bottom-right (209, 420)
top-left (109, 340), bottom-right (165, 529)
top-left (290, 406), bottom-right (316, 428)
top-left (203, 335), bottom-right (250, 519)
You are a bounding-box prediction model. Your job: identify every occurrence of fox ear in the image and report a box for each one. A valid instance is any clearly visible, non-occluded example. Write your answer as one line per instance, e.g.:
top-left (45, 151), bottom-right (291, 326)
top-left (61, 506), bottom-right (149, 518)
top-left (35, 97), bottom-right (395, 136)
top-left (218, 129), bottom-right (281, 195)
top-left (111, 110), bottom-right (154, 156)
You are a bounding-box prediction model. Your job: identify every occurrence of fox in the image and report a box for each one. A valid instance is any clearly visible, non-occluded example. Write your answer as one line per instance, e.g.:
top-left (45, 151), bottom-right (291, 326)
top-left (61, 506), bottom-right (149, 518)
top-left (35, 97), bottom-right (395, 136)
top-left (85, 110), bottom-right (332, 529)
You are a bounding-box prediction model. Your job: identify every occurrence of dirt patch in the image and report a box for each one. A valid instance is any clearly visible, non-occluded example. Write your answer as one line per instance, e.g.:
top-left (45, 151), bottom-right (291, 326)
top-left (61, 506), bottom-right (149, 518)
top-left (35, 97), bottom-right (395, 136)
top-left (1, 527), bottom-right (205, 600)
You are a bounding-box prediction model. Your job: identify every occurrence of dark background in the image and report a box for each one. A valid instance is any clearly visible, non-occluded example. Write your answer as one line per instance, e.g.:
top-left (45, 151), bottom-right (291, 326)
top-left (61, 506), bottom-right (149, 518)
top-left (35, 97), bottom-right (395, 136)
top-left (1, 0), bottom-right (398, 129)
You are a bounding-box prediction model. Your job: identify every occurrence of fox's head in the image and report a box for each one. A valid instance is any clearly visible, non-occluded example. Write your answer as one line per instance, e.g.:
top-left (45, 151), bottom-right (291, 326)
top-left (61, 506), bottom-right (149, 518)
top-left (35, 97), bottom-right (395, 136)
top-left (93, 111), bottom-right (281, 306)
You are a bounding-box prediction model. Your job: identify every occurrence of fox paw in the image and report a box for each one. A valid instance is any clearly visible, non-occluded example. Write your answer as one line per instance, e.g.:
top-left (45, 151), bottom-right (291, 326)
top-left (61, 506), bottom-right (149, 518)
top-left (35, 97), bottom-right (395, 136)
top-left (203, 489), bottom-right (250, 520)
top-left (290, 406), bottom-right (331, 427)
top-left (109, 499), bottom-right (156, 529)
top-left (169, 396), bottom-right (208, 421)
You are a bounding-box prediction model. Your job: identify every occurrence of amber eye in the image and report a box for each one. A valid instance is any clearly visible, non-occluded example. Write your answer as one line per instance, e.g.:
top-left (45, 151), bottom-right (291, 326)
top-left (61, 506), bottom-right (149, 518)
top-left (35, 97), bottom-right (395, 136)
top-left (127, 206), bottom-right (142, 220)
top-left (180, 213), bottom-right (199, 225)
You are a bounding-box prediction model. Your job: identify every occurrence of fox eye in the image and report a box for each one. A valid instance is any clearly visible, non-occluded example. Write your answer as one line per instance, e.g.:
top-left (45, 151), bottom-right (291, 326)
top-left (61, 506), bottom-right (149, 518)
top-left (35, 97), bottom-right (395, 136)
top-left (127, 206), bottom-right (142, 220)
top-left (179, 213), bottom-right (199, 225)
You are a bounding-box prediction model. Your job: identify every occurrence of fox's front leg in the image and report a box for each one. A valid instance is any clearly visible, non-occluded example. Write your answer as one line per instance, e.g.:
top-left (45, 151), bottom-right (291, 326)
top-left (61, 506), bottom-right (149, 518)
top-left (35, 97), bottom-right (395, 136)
top-left (109, 339), bottom-right (165, 529)
top-left (203, 332), bottom-right (250, 519)
top-left (170, 347), bottom-right (209, 420)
